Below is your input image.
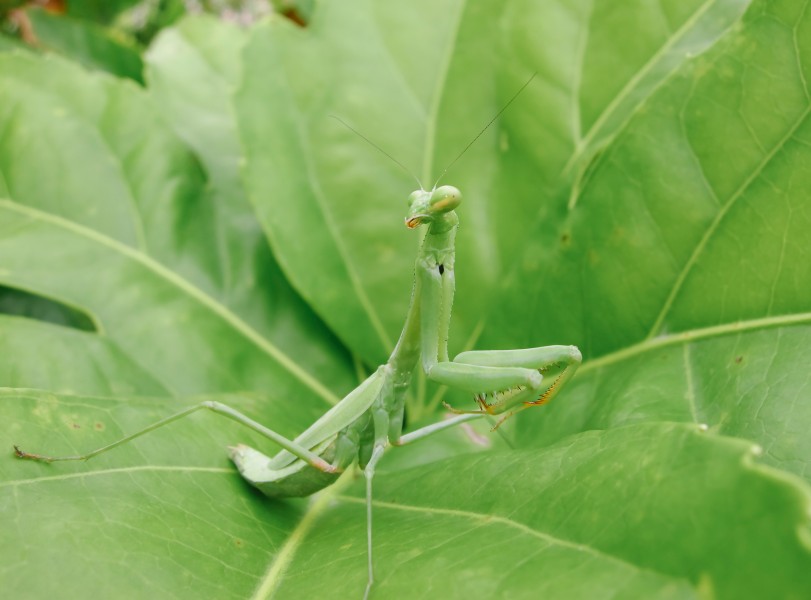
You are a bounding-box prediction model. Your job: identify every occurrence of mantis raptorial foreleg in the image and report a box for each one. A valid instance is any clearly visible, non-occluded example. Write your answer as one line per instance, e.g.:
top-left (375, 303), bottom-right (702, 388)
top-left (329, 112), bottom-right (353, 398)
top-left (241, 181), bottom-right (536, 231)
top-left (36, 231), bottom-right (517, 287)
top-left (440, 346), bottom-right (582, 427)
top-left (413, 232), bottom-right (582, 428)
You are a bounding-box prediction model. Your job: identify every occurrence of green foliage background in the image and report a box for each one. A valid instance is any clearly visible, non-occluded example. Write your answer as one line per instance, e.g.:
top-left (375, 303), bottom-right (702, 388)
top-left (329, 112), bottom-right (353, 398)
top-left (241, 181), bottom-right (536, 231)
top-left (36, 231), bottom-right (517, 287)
top-left (2, 0), bottom-right (811, 598)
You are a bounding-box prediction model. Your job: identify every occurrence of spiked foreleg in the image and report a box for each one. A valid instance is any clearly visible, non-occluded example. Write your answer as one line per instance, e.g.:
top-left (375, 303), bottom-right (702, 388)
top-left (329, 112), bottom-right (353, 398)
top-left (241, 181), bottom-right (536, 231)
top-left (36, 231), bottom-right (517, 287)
top-left (447, 346), bottom-right (582, 424)
top-left (418, 260), bottom-right (545, 397)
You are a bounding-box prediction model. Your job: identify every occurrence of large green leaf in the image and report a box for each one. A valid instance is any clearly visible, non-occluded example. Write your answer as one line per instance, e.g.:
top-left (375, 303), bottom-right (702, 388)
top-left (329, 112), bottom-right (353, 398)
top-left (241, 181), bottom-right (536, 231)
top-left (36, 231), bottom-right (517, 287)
top-left (496, 0), bottom-right (811, 486)
top-left (313, 423), bottom-right (811, 599)
top-left (4, 0), bottom-right (811, 598)
top-left (236, 0), bottom-right (750, 367)
top-left (0, 51), bottom-right (353, 409)
top-left (143, 16), bottom-right (334, 374)
top-left (0, 316), bottom-right (169, 395)
top-left (6, 399), bottom-right (809, 598)
top-left (1, 390), bottom-right (307, 599)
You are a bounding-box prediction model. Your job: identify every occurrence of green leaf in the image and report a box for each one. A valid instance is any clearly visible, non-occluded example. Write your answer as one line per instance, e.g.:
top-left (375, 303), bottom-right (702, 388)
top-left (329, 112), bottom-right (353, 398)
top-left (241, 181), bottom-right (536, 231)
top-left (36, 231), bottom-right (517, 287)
top-left (26, 8), bottom-right (144, 82)
top-left (1, 389), bottom-right (308, 599)
top-left (490, 0), bottom-right (811, 487)
top-left (145, 15), bottom-right (246, 190)
top-left (0, 51), bottom-right (354, 408)
top-left (4, 0), bottom-right (811, 598)
top-left (66, 0), bottom-right (142, 25)
top-left (335, 423), bottom-right (811, 600)
top-left (144, 15), bottom-right (354, 401)
top-left (236, 0), bottom-right (750, 366)
top-left (515, 323), bottom-right (811, 481)
top-left (0, 316), bottom-right (169, 395)
top-left (145, 17), bottom-right (337, 364)
top-left (0, 32), bottom-right (27, 52)
top-left (10, 402), bottom-right (802, 598)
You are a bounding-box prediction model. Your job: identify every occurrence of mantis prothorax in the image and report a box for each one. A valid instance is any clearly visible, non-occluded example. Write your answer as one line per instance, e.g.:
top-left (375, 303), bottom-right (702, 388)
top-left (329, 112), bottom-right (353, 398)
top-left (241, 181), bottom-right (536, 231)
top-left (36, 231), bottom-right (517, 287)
top-left (14, 80), bottom-right (581, 599)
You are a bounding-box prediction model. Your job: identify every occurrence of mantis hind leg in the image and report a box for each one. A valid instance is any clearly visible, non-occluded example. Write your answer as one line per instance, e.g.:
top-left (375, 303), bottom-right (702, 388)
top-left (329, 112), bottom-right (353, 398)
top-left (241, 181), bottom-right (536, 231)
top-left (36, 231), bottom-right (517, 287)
top-left (14, 400), bottom-right (337, 474)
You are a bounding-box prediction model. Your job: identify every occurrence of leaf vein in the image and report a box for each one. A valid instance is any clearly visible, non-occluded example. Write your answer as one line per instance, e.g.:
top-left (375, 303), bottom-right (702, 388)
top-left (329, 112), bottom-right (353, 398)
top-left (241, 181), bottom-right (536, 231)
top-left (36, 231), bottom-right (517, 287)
top-left (646, 102), bottom-right (811, 338)
top-left (0, 199), bottom-right (339, 406)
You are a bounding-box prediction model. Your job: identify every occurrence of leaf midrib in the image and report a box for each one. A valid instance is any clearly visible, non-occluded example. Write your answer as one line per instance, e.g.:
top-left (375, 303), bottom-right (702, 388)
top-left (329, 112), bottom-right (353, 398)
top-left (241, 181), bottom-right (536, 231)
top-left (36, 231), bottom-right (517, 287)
top-left (335, 494), bottom-right (693, 586)
top-left (0, 199), bottom-right (339, 406)
top-left (0, 464), bottom-right (233, 489)
top-left (646, 103), bottom-right (811, 338)
top-left (581, 310), bottom-right (811, 375)
top-left (565, 0), bottom-right (719, 176)
top-left (4, 67), bottom-right (150, 252)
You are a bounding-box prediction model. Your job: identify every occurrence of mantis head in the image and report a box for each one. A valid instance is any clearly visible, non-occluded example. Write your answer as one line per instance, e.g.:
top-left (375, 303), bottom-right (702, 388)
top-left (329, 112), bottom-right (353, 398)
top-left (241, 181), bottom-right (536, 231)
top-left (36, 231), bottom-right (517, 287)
top-left (405, 185), bottom-right (462, 230)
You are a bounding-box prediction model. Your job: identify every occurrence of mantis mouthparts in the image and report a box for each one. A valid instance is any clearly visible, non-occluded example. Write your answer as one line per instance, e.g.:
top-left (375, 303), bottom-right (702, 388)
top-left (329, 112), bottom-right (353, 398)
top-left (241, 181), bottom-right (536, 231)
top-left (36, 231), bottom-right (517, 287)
top-left (405, 215), bottom-right (428, 228)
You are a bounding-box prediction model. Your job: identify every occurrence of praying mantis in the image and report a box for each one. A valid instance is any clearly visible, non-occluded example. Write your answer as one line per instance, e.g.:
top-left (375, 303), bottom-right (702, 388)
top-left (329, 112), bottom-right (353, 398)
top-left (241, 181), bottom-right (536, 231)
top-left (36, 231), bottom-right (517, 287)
top-left (13, 79), bottom-right (582, 599)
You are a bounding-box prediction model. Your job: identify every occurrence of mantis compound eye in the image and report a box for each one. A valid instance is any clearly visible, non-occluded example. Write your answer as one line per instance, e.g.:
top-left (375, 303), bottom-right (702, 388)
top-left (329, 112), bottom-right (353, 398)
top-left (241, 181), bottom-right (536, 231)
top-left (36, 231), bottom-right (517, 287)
top-left (429, 186), bottom-right (461, 213)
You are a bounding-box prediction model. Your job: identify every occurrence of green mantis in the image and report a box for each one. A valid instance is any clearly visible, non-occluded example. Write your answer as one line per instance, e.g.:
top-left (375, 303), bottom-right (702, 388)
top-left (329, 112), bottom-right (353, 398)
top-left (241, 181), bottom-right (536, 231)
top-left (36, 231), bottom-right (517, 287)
top-left (14, 81), bottom-right (582, 599)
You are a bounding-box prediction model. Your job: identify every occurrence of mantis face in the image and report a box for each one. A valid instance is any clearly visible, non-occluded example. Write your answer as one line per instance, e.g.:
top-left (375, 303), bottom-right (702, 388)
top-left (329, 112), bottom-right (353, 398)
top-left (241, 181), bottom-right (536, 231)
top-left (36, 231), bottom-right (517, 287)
top-left (405, 185), bottom-right (462, 229)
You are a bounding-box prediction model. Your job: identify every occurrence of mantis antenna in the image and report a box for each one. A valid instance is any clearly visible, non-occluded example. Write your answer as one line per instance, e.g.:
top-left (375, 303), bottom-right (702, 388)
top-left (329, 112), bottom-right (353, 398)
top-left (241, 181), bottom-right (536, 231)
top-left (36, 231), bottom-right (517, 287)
top-left (432, 73), bottom-right (536, 189)
top-left (329, 114), bottom-right (424, 189)
top-left (331, 73), bottom-right (536, 193)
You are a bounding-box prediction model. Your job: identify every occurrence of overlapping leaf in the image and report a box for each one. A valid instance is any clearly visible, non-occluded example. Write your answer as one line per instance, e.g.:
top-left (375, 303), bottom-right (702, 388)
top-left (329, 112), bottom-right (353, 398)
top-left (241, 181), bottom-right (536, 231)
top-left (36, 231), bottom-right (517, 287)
top-left (0, 50), bottom-right (353, 408)
top-left (497, 0), bottom-right (811, 488)
top-left (26, 8), bottom-right (144, 82)
top-left (1, 390), bottom-right (306, 599)
top-left (2, 0), bottom-right (811, 598)
top-left (236, 0), bottom-right (750, 367)
top-left (269, 423), bottom-right (811, 598)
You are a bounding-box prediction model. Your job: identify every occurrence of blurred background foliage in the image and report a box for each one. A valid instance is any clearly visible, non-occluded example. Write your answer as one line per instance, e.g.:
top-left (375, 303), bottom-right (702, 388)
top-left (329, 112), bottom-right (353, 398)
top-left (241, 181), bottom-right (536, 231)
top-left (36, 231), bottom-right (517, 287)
top-left (0, 0), bottom-right (284, 82)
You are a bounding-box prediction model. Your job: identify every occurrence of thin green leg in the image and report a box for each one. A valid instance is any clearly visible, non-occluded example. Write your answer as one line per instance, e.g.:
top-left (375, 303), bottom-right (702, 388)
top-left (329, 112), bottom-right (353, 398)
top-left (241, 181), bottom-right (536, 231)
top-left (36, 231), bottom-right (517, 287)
top-left (394, 413), bottom-right (483, 446)
top-left (14, 400), bottom-right (337, 473)
top-left (363, 443), bottom-right (386, 600)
